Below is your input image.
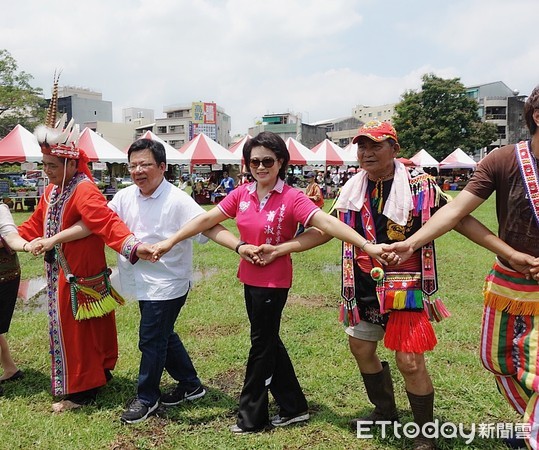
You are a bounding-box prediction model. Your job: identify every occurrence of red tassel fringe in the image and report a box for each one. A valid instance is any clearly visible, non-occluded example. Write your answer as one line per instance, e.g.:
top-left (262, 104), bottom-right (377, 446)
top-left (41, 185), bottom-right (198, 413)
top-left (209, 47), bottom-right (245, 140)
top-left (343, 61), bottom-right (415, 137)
top-left (384, 310), bottom-right (437, 353)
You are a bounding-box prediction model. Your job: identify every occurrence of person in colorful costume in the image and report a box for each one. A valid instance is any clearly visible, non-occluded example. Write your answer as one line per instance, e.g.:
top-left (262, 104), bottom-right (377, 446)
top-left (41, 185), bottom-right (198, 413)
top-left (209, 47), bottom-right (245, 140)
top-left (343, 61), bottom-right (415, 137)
top-left (251, 121), bottom-right (522, 449)
top-left (387, 87), bottom-right (539, 449)
top-left (149, 131), bottom-right (398, 434)
top-left (336, 122), bottom-right (448, 450)
top-left (18, 76), bottom-right (150, 412)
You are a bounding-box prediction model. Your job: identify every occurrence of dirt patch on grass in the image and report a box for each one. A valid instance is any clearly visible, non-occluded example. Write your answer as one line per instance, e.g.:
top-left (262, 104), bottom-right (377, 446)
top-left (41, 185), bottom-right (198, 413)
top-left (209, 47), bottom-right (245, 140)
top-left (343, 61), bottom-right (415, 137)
top-left (209, 367), bottom-right (244, 397)
top-left (287, 293), bottom-right (337, 308)
top-left (110, 417), bottom-right (169, 449)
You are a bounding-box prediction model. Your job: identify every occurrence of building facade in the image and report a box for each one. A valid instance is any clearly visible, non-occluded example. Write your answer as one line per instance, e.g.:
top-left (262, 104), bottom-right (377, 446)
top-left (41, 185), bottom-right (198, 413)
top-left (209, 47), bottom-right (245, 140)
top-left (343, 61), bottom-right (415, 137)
top-left (122, 107), bottom-right (155, 127)
top-left (141, 102), bottom-right (231, 149)
top-left (466, 81), bottom-right (528, 151)
top-left (310, 117), bottom-right (363, 147)
top-left (56, 86), bottom-right (112, 124)
top-left (248, 112), bottom-right (327, 148)
top-left (352, 103), bottom-right (396, 124)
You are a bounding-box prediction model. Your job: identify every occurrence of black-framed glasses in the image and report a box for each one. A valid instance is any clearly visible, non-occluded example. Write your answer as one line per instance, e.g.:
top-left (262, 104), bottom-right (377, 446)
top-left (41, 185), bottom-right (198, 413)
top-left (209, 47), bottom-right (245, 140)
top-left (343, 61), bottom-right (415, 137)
top-left (127, 162), bottom-right (157, 172)
top-left (249, 157), bottom-right (276, 169)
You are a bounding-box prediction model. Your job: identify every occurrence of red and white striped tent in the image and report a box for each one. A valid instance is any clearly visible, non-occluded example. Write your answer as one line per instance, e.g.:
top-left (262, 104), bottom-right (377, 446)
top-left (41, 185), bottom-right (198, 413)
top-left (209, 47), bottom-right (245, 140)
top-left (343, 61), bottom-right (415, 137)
top-left (228, 135), bottom-right (251, 170)
top-left (179, 133), bottom-right (241, 165)
top-left (0, 125), bottom-right (42, 163)
top-left (285, 137), bottom-right (317, 165)
top-left (439, 148), bottom-right (477, 169)
top-left (342, 142), bottom-right (359, 165)
top-left (78, 128), bottom-right (127, 163)
top-left (311, 139), bottom-right (356, 166)
top-left (138, 130), bottom-right (185, 165)
top-left (410, 149), bottom-right (439, 168)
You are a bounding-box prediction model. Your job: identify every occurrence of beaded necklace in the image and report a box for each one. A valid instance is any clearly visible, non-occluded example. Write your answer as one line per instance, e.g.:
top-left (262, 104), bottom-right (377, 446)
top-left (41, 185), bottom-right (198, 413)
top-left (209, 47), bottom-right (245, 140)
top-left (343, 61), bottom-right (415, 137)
top-left (369, 170), bottom-right (394, 213)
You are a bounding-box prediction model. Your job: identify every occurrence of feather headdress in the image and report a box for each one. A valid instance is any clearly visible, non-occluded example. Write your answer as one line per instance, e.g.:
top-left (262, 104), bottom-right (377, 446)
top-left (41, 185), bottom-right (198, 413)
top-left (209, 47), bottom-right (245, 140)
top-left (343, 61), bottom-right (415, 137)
top-left (35, 71), bottom-right (94, 182)
top-left (34, 70), bottom-right (81, 159)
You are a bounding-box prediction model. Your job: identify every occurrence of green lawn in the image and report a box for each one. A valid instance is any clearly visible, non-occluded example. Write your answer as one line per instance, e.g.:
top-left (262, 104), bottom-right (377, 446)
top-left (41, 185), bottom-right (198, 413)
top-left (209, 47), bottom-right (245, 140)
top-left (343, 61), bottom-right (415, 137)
top-left (1, 194), bottom-right (519, 449)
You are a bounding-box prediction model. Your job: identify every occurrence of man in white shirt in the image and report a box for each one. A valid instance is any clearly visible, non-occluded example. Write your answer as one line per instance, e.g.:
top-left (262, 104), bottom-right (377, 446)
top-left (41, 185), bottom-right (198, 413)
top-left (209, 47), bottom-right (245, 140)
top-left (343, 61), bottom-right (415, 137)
top-left (109, 138), bottom-right (243, 424)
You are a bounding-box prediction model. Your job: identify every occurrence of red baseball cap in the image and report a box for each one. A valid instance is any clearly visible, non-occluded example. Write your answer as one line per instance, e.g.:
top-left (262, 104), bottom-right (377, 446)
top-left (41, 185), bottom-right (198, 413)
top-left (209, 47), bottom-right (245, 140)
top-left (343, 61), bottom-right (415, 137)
top-left (352, 120), bottom-right (398, 144)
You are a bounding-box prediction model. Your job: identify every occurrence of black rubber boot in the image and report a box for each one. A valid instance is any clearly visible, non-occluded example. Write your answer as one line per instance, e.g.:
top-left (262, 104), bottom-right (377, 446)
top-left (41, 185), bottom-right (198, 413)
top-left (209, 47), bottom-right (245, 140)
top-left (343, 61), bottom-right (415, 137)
top-left (350, 361), bottom-right (399, 429)
top-left (406, 390), bottom-right (436, 450)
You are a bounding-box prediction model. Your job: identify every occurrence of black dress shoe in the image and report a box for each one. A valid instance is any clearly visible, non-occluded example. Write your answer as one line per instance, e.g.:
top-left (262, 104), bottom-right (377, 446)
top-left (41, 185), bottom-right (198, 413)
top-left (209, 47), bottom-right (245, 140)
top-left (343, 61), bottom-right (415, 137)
top-left (0, 370), bottom-right (24, 384)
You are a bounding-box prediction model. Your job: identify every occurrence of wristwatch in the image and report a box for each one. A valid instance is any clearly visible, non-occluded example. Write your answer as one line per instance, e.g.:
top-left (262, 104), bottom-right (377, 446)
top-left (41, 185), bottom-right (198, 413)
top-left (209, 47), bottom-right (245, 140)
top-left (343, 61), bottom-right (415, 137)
top-left (235, 241), bottom-right (247, 253)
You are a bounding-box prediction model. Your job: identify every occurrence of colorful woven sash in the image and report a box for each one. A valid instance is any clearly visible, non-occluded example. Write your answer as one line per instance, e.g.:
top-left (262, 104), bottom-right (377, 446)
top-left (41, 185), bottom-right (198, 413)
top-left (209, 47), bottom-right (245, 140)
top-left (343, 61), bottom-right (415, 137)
top-left (515, 140), bottom-right (539, 227)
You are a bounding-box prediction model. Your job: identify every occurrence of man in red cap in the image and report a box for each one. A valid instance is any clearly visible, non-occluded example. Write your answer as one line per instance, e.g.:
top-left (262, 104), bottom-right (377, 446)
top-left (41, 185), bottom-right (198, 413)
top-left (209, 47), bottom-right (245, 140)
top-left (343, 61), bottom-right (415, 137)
top-left (250, 119), bottom-right (528, 449)
top-left (18, 109), bottom-right (151, 412)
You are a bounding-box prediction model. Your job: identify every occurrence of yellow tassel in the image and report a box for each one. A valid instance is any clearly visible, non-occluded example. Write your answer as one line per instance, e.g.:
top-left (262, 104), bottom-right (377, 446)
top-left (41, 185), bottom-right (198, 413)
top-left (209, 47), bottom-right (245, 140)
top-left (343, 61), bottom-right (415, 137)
top-left (393, 291), bottom-right (406, 309)
top-left (74, 291), bottom-right (120, 321)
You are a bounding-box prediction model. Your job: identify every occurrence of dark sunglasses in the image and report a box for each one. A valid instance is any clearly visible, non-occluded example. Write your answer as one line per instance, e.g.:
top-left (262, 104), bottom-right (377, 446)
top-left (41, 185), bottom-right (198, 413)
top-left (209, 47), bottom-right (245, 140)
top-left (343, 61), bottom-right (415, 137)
top-left (249, 157), bottom-right (276, 169)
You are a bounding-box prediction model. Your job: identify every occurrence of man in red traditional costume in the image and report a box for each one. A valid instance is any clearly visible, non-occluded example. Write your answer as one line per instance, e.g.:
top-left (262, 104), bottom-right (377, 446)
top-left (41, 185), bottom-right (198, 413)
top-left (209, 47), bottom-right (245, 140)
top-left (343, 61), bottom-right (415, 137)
top-left (388, 87), bottom-right (539, 449)
top-left (18, 76), bottom-right (150, 412)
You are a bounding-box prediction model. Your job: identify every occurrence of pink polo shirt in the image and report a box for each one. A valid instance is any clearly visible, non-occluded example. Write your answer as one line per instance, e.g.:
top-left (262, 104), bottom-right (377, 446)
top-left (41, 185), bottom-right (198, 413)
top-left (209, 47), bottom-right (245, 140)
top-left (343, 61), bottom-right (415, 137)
top-left (218, 178), bottom-right (320, 288)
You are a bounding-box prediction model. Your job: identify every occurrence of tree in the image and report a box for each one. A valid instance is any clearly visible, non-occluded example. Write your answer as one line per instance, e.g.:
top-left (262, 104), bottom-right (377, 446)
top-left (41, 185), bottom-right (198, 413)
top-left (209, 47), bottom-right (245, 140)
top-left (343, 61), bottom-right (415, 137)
top-left (0, 49), bottom-right (46, 138)
top-left (393, 74), bottom-right (498, 160)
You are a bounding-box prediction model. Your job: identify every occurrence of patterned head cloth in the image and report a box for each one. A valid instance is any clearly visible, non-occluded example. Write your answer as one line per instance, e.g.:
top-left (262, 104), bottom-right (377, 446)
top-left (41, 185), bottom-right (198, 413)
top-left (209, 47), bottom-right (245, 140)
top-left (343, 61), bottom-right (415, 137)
top-left (352, 120), bottom-right (399, 144)
top-left (34, 72), bottom-right (93, 181)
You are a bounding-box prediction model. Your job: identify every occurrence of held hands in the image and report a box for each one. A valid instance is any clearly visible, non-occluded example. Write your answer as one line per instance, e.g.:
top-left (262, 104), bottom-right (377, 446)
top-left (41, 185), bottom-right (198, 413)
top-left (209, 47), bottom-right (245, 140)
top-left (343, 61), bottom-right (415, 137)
top-left (242, 242), bottom-right (402, 267)
top-left (365, 243), bottom-right (401, 266)
top-left (249, 244), bottom-right (279, 267)
top-left (28, 237), bottom-right (50, 256)
top-left (381, 240), bottom-right (415, 265)
top-left (237, 244), bottom-right (259, 264)
top-left (136, 243), bottom-right (155, 261)
top-left (150, 239), bottom-right (174, 262)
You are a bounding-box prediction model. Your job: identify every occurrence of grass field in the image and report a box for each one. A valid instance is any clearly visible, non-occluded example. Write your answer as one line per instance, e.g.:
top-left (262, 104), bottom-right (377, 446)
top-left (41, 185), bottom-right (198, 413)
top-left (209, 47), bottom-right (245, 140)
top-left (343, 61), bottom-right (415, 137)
top-left (0, 193), bottom-right (520, 449)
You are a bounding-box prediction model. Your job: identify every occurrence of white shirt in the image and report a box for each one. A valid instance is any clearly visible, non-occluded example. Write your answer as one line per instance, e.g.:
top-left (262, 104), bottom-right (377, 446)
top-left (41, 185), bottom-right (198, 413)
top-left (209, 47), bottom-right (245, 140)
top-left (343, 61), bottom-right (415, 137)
top-left (108, 178), bottom-right (208, 301)
top-left (0, 204), bottom-right (17, 236)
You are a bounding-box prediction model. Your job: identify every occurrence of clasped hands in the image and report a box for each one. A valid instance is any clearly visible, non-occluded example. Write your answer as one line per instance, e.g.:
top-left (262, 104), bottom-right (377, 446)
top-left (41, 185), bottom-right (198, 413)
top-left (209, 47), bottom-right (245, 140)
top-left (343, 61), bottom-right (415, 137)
top-left (24, 237), bottom-right (53, 256)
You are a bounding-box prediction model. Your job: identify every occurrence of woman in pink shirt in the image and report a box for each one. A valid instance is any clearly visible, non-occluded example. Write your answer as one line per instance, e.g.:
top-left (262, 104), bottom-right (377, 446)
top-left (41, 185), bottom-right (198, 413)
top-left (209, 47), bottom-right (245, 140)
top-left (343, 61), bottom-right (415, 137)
top-left (151, 131), bottom-right (397, 433)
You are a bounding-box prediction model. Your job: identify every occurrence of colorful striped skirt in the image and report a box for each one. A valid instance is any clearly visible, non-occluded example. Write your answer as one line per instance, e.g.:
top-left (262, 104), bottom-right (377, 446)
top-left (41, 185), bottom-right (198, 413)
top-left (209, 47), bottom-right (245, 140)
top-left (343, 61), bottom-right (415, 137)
top-left (481, 261), bottom-right (539, 391)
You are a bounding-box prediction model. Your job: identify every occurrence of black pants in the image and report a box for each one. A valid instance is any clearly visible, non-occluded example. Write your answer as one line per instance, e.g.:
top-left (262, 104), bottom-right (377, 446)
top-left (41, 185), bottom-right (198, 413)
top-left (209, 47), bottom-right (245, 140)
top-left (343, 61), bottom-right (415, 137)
top-left (0, 276), bottom-right (20, 334)
top-left (237, 285), bottom-right (308, 430)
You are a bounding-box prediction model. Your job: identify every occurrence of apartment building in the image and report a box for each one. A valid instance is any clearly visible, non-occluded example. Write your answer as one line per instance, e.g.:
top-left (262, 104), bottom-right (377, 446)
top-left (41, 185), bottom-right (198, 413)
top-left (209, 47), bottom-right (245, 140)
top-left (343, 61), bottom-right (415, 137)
top-left (141, 102), bottom-right (231, 149)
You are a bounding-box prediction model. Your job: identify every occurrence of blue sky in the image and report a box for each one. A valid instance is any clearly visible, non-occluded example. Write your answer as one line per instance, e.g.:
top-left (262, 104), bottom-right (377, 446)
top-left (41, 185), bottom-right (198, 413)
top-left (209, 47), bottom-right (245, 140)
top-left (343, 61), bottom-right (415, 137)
top-left (2, 0), bottom-right (537, 136)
